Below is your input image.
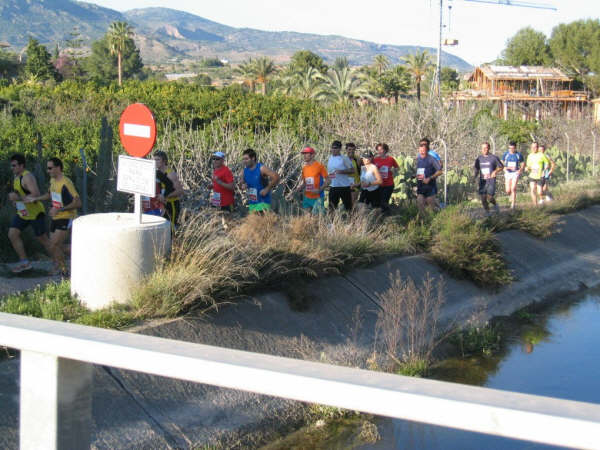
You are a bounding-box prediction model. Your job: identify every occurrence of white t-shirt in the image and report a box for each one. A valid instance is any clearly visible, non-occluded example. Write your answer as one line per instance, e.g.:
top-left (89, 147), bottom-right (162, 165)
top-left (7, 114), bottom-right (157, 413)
top-left (327, 155), bottom-right (353, 188)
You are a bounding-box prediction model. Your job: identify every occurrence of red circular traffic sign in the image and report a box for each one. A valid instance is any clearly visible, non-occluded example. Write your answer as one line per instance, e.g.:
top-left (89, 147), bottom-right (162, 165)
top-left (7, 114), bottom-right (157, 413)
top-left (119, 103), bottom-right (157, 158)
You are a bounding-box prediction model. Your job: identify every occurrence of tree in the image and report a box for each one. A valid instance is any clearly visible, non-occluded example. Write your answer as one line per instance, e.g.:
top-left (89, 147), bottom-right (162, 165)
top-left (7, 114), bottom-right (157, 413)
top-left (234, 58), bottom-right (257, 92)
top-left (316, 67), bottom-right (373, 104)
top-left (0, 50), bottom-right (20, 79)
top-left (373, 54), bottom-right (390, 76)
top-left (294, 66), bottom-right (324, 99)
top-left (107, 21), bottom-right (134, 86)
top-left (440, 67), bottom-right (459, 91)
top-left (254, 57), bottom-right (277, 95)
top-left (24, 38), bottom-right (57, 82)
top-left (289, 50), bottom-right (328, 74)
top-left (84, 36), bottom-right (143, 84)
top-left (502, 27), bottom-right (551, 66)
top-left (333, 56), bottom-right (349, 71)
top-left (194, 73), bottom-right (212, 86)
top-left (549, 19), bottom-right (600, 95)
top-left (403, 50), bottom-right (432, 102)
top-left (378, 66), bottom-right (411, 103)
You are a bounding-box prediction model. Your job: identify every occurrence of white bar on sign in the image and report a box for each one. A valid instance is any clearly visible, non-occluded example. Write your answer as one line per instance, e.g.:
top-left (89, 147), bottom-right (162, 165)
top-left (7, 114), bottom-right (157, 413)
top-left (123, 123), bottom-right (151, 138)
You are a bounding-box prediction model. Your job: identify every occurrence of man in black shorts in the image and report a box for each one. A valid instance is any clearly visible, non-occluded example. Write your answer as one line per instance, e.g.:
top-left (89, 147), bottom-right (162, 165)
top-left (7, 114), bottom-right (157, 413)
top-left (474, 142), bottom-right (503, 215)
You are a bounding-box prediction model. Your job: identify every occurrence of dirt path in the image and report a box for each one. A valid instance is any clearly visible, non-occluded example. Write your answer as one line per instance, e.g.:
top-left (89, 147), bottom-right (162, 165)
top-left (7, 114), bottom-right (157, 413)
top-left (0, 261), bottom-right (61, 297)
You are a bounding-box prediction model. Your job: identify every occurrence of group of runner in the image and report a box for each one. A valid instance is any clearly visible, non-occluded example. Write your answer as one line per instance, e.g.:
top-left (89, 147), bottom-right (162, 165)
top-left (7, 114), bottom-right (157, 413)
top-left (6, 139), bottom-right (556, 274)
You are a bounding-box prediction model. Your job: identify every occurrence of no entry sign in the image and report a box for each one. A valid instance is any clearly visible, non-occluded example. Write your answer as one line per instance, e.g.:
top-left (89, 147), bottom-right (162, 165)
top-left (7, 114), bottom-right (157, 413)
top-left (119, 103), bottom-right (157, 158)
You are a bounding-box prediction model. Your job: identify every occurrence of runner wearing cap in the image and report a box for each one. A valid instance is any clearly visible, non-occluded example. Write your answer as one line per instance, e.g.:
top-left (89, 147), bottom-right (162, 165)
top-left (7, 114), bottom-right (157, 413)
top-left (25, 157), bottom-right (81, 276)
top-left (358, 151), bottom-right (382, 209)
top-left (373, 143), bottom-right (399, 214)
top-left (415, 138), bottom-right (443, 215)
top-left (327, 140), bottom-right (354, 211)
top-left (211, 151), bottom-right (235, 212)
top-left (298, 146), bottom-right (328, 213)
top-left (474, 142), bottom-right (503, 215)
top-left (345, 142), bottom-right (361, 206)
top-left (502, 141), bottom-right (524, 210)
top-left (241, 148), bottom-right (280, 213)
top-left (153, 151), bottom-right (184, 231)
top-left (7, 154), bottom-right (51, 273)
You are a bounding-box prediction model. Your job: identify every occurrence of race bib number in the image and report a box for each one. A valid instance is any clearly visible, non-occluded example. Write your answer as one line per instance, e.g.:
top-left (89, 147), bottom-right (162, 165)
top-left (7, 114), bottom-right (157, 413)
top-left (248, 188), bottom-right (258, 202)
top-left (507, 161), bottom-right (517, 170)
top-left (211, 192), bottom-right (221, 207)
top-left (531, 168), bottom-right (540, 178)
top-left (51, 191), bottom-right (63, 209)
top-left (380, 166), bottom-right (389, 179)
top-left (305, 176), bottom-right (316, 192)
top-left (329, 172), bottom-right (336, 179)
top-left (416, 168), bottom-right (425, 180)
top-left (16, 201), bottom-right (28, 218)
top-left (481, 168), bottom-right (491, 179)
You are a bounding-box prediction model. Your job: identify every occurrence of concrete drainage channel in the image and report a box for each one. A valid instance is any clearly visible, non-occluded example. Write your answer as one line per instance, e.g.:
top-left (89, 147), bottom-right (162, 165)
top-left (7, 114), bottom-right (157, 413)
top-left (1, 206), bottom-right (600, 449)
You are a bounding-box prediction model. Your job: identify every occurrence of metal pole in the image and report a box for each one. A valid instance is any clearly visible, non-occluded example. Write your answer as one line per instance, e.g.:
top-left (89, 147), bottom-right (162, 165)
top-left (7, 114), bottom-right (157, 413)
top-left (593, 131), bottom-right (597, 178)
top-left (134, 193), bottom-right (142, 224)
top-left (565, 133), bottom-right (570, 183)
top-left (443, 140), bottom-right (448, 205)
top-left (436, 0), bottom-right (443, 96)
top-left (79, 148), bottom-right (88, 215)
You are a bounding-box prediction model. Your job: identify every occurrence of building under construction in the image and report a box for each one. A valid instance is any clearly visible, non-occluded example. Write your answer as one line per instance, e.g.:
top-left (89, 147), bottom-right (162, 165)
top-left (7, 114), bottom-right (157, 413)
top-left (454, 65), bottom-right (589, 120)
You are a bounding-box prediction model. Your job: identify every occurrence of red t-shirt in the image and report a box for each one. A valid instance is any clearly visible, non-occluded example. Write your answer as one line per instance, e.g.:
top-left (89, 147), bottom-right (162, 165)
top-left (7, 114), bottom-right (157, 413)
top-left (373, 155), bottom-right (399, 187)
top-left (212, 166), bottom-right (234, 207)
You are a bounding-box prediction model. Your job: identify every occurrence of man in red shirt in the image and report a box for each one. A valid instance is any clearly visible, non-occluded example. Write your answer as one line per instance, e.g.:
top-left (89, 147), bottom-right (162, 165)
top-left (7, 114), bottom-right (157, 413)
top-left (211, 151), bottom-right (235, 212)
top-left (373, 143), bottom-right (399, 214)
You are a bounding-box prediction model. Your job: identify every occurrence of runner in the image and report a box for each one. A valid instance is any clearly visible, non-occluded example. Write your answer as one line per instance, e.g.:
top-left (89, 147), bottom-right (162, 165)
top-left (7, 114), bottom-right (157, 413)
top-left (415, 138), bottom-right (443, 215)
top-left (502, 141), bottom-right (524, 210)
top-left (358, 151), bottom-right (382, 209)
top-left (524, 142), bottom-right (550, 206)
top-left (539, 144), bottom-right (556, 203)
top-left (327, 140), bottom-right (354, 212)
top-left (7, 154), bottom-right (51, 273)
top-left (474, 142), bottom-right (504, 215)
top-left (297, 146), bottom-right (328, 214)
top-left (241, 148), bottom-right (280, 213)
top-left (373, 143), bottom-right (399, 214)
top-left (211, 151), bottom-right (235, 213)
top-left (345, 142), bottom-right (361, 207)
top-left (25, 157), bottom-right (80, 276)
top-left (153, 151), bottom-right (184, 231)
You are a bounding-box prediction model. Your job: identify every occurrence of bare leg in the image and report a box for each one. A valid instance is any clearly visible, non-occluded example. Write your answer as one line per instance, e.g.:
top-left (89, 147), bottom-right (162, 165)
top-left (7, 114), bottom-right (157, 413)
top-left (417, 194), bottom-right (426, 216)
top-left (8, 227), bottom-right (27, 261)
top-left (480, 195), bottom-right (489, 211)
top-left (49, 229), bottom-right (68, 271)
top-left (529, 182), bottom-right (538, 206)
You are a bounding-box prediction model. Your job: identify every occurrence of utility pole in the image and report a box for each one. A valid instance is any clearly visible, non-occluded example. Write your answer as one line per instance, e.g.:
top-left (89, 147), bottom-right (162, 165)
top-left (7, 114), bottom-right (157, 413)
top-left (435, 0), bottom-right (443, 97)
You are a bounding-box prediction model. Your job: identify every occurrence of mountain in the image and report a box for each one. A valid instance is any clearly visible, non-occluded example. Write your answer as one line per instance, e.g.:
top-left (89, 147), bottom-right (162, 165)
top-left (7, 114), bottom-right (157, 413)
top-left (0, 1), bottom-right (473, 71)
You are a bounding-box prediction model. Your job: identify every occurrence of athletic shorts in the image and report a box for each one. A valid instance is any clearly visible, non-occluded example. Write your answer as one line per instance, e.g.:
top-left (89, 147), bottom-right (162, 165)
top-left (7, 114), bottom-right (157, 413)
top-left (249, 202), bottom-right (271, 213)
top-left (540, 177), bottom-right (550, 187)
top-left (505, 171), bottom-right (520, 181)
top-left (50, 219), bottom-right (72, 233)
top-left (479, 178), bottom-right (496, 196)
top-left (212, 204), bottom-right (234, 213)
top-left (10, 212), bottom-right (46, 237)
top-left (417, 183), bottom-right (437, 198)
top-left (302, 196), bottom-right (325, 213)
top-left (164, 200), bottom-right (181, 226)
top-left (359, 189), bottom-right (381, 208)
top-left (529, 178), bottom-right (544, 187)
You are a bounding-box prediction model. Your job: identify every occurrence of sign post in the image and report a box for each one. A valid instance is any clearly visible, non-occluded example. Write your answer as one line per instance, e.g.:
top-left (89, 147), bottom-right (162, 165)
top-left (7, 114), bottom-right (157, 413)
top-left (118, 103), bottom-right (157, 224)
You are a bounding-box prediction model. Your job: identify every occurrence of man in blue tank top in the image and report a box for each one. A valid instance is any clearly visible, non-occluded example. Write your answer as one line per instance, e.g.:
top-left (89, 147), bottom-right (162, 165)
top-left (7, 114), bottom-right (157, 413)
top-left (241, 148), bottom-right (280, 213)
top-left (502, 141), bottom-right (524, 210)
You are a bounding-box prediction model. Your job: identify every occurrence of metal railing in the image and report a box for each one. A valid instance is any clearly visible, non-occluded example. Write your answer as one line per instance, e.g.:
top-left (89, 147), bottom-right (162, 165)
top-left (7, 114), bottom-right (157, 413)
top-left (1, 312), bottom-right (600, 449)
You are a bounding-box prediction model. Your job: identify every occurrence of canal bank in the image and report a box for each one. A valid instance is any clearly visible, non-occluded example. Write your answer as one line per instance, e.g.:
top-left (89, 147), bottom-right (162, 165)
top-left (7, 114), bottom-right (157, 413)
top-left (1, 206), bottom-right (600, 449)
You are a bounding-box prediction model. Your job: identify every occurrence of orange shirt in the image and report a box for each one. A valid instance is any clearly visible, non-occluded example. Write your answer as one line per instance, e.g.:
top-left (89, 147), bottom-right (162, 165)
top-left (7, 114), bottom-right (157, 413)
top-left (302, 161), bottom-right (328, 199)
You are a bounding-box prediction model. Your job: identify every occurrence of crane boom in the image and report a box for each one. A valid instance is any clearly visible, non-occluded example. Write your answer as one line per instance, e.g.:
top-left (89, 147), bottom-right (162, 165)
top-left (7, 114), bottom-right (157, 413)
top-left (463, 0), bottom-right (557, 11)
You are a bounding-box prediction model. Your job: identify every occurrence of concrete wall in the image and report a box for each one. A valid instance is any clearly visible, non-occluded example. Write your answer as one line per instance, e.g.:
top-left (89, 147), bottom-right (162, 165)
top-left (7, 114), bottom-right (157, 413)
top-left (2, 206), bottom-right (600, 449)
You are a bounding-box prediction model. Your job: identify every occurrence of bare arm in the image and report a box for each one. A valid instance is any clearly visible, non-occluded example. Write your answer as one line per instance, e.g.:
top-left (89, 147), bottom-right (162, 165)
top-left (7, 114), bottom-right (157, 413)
top-left (167, 171), bottom-right (185, 199)
top-left (260, 165), bottom-right (280, 195)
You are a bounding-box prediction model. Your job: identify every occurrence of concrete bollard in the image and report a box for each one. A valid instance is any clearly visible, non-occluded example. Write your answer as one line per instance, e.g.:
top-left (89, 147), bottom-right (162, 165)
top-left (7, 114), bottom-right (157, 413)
top-left (71, 213), bottom-right (171, 310)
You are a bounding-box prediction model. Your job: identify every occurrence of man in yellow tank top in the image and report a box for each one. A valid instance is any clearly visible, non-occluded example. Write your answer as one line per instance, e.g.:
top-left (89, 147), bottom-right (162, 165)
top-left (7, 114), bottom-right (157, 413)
top-left (153, 151), bottom-right (184, 232)
top-left (7, 154), bottom-right (51, 273)
top-left (26, 157), bottom-right (81, 276)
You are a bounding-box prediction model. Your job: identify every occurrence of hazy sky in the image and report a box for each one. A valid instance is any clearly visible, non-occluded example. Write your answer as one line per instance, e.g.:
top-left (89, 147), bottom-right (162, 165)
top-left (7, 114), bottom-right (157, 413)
top-left (81, 0), bottom-right (599, 66)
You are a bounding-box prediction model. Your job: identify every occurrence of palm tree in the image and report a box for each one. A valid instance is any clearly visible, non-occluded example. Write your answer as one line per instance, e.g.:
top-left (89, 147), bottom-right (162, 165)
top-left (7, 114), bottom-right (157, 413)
top-left (373, 54), bottom-right (390, 76)
top-left (253, 57), bottom-right (277, 95)
top-left (107, 21), bottom-right (133, 86)
top-left (316, 67), bottom-right (374, 104)
top-left (234, 58), bottom-right (257, 93)
top-left (295, 66), bottom-right (323, 99)
top-left (333, 56), bottom-right (349, 71)
top-left (402, 51), bottom-right (431, 102)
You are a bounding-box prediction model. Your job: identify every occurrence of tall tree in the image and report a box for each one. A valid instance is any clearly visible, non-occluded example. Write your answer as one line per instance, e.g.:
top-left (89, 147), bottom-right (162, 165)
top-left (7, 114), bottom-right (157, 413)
top-left (24, 38), bottom-right (57, 82)
top-left (107, 21), bottom-right (134, 86)
top-left (84, 36), bottom-right (143, 84)
top-left (316, 67), bottom-right (373, 104)
top-left (502, 27), bottom-right (551, 66)
top-left (294, 66), bottom-right (324, 99)
top-left (403, 51), bottom-right (431, 102)
top-left (378, 65), bottom-right (411, 103)
top-left (440, 67), bottom-right (459, 91)
top-left (289, 50), bottom-right (328, 74)
top-left (254, 57), bottom-right (277, 95)
top-left (373, 54), bottom-right (390, 76)
top-left (234, 58), bottom-right (257, 92)
top-left (333, 56), bottom-right (349, 71)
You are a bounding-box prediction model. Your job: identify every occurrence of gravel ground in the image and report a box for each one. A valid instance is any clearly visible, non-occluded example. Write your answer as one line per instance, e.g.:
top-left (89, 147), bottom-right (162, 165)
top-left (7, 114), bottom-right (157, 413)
top-left (0, 261), bottom-right (61, 298)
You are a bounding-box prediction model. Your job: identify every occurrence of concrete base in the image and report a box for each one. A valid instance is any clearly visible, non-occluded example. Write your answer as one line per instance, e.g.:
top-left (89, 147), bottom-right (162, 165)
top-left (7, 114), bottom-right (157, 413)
top-left (71, 213), bottom-right (171, 310)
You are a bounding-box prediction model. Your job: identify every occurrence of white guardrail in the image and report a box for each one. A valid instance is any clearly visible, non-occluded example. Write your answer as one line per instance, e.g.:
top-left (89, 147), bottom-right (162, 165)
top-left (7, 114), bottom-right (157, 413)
top-left (1, 312), bottom-right (600, 450)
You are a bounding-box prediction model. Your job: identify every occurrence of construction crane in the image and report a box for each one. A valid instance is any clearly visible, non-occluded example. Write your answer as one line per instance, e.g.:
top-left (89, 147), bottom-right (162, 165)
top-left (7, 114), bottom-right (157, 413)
top-left (432, 0), bottom-right (557, 96)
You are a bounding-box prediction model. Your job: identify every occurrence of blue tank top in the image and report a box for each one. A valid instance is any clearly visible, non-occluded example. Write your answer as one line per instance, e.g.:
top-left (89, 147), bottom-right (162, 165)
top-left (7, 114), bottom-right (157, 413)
top-left (502, 151), bottom-right (523, 173)
top-left (243, 163), bottom-right (271, 205)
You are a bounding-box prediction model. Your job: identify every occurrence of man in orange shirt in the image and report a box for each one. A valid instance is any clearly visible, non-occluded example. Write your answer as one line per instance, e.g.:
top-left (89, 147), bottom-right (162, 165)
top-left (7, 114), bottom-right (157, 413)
top-left (297, 146), bottom-right (328, 214)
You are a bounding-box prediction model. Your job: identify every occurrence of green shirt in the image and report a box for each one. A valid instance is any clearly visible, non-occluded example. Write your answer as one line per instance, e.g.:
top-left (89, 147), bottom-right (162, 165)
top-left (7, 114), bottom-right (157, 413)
top-left (526, 153), bottom-right (550, 180)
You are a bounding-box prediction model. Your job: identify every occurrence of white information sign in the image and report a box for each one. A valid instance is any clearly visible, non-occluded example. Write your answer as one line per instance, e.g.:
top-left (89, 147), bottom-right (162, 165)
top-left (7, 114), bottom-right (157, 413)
top-left (117, 155), bottom-right (156, 197)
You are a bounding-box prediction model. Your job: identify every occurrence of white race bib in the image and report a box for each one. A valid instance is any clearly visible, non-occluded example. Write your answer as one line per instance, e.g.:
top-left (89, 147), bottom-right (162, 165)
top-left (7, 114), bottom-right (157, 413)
top-left (211, 192), bottom-right (221, 207)
top-left (329, 172), bottom-right (336, 179)
top-left (417, 168), bottom-right (425, 180)
top-left (51, 191), bottom-right (63, 209)
top-left (531, 168), bottom-right (540, 177)
top-left (16, 201), bottom-right (28, 218)
top-left (507, 161), bottom-right (517, 169)
top-left (380, 166), bottom-right (389, 179)
top-left (305, 176), bottom-right (316, 192)
top-left (481, 168), bottom-right (491, 179)
top-left (248, 188), bottom-right (258, 202)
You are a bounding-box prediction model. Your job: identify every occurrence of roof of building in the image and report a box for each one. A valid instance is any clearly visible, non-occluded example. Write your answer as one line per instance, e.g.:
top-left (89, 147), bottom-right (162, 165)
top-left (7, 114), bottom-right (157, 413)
top-left (468, 65), bottom-right (571, 82)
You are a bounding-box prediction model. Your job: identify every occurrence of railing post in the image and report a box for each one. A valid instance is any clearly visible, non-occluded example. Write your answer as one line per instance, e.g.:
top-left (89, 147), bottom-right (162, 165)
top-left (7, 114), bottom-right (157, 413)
top-left (20, 351), bottom-right (93, 450)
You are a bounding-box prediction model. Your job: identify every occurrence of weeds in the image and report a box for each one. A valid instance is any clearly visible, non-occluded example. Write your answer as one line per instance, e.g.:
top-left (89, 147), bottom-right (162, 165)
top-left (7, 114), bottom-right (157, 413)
top-left (451, 324), bottom-right (502, 358)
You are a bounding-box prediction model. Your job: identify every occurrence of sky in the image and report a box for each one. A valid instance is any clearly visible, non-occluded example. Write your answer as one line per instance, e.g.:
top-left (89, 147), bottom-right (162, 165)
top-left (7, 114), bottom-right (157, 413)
top-left (80, 0), bottom-right (600, 66)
